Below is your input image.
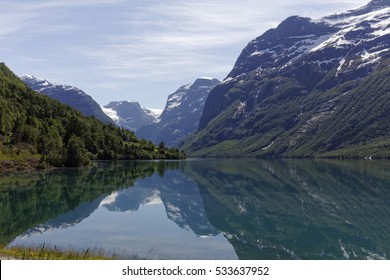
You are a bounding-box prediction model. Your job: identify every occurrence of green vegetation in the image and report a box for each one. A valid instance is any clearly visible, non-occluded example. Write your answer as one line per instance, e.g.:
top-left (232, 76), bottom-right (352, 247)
top-left (0, 245), bottom-right (109, 260)
top-left (0, 244), bottom-right (142, 260)
top-left (0, 63), bottom-right (185, 168)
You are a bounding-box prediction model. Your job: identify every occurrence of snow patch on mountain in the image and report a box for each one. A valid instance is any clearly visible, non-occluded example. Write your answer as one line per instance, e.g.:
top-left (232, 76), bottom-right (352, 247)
top-left (21, 74), bottom-right (86, 96)
top-left (230, 3), bottom-right (390, 81)
top-left (103, 101), bottom-right (159, 131)
top-left (147, 108), bottom-right (163, 118)
top-left (313, 7), bottom-right (390, 52)
top-left (100, 191), bottom-right (119, 207)
top-left (166, 91), bottom-right (186, 111)
top-left (101, 106), bottom-right (120, 122)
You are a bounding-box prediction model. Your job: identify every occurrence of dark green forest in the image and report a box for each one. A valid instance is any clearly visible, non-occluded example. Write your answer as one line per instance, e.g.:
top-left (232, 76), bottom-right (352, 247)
top-left (0, 63), bottom-right (185, 168)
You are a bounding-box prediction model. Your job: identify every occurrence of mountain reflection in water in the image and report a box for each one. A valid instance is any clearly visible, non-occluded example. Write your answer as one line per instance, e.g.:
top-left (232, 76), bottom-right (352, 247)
top-left (1, 159), bottom-right (389, 259)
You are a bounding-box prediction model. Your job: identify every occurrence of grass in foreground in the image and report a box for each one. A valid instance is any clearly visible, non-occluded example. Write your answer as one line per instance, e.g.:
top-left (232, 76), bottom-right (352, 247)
top-left (0, 244), bottom-right (144, 260)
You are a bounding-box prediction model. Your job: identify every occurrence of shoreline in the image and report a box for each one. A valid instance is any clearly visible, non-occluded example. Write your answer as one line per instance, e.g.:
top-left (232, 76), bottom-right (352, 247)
top-left (0, 254), bottom-right (16, 260)
top-left (0, 246), bottom-right (139, 260)
top-left (0, 158), bottom-right (41, 173)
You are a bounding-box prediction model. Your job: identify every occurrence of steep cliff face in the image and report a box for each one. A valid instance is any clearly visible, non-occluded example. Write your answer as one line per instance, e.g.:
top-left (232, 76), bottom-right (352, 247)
top-left (137, 77), bottom-right (220, 147)
top-left (186, 1), bottom-right (390, 158)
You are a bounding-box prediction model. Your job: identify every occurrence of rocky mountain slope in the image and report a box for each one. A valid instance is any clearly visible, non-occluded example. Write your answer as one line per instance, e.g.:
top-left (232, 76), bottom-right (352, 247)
top-left (102, 101), bottom-right (160, 132)
top-left (21, 75), bottom-right (113, 124)
top-left (185, 0), bottom-right (390, 158)
top-left (137, 77), bottom-right (220, 147)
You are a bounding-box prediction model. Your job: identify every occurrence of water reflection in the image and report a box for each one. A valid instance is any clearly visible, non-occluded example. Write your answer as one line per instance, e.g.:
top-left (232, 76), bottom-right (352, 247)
top-left (0, 161), bottom-right (171, 246)
top-left (186, 159), bottom-right (390, 259)
top-left (1, 159), bottom-right (389, 259)
top-left (101, 169), bottom-right (219, 237)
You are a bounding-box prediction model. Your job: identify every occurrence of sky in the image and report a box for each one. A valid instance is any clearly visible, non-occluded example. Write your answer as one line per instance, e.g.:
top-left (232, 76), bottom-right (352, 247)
top-left (1, 0), bottom-right (369, 109)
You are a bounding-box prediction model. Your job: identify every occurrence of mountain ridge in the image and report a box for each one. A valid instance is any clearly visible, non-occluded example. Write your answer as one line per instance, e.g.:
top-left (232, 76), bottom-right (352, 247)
top-left (102, 101), bottom-right (159, 131)
top-left (137, 77), bottom-right (220, 147)
top-left (185, 1), bottom-right (390, 158)
top-left (21, 75), bottom-right (113, 124)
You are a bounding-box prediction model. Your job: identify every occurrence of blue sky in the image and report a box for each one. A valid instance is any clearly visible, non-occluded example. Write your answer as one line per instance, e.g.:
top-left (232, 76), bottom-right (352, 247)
top-left (1, 0), bottom-right (368, 109)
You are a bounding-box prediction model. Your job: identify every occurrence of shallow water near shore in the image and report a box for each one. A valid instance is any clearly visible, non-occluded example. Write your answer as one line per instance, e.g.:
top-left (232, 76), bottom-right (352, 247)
top-left (1, 159), bottom-right (389, 259)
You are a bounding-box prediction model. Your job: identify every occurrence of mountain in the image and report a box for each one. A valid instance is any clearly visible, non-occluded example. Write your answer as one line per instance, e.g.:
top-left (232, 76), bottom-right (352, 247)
top-left (21, 74), bottom-right (113, 124)
top-left (102, 101), bottom-right (160, 131)
top-left (0, 63), bottom-right (185, 168)
top-left (137, 77), bottom-right (220, 147)
top-left (185, 0), bottom-right (390, 158)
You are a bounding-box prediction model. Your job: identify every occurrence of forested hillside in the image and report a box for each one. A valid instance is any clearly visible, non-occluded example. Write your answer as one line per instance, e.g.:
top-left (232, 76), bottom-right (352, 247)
top-left (0, 63), bottom-right (185, 168)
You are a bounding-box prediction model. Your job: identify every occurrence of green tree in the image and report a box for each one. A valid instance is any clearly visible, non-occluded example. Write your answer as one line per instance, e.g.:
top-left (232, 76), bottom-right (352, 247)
top-left (65, 135), bottom-right (90, 167)
top-left (39, 126), bottom-right (64, 166)
top-left (158, 141), bottom-right (166, 154)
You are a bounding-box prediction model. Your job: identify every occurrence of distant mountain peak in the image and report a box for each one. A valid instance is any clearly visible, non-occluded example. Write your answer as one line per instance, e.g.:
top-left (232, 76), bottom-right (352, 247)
top-left (22, 73), bottom-right (37, 80)
top-left (198, 77), bottom-right (218, 81)
top-left (21, 74), bottom-right (51, 86)
top-left (137, 77), bottom-right (220, 147)
top-left (104, 100), bottom-right (141, 109)
top-left (21, 75), bottom-right (113, 124)
top-left (163, 77), bottom-right (220, 114)
top-left (21, 74), bottom-right (83, 95)
top-left (191, 77), bottom-right (220, 89)
top-left (102, 100), bottom-right (158, 131)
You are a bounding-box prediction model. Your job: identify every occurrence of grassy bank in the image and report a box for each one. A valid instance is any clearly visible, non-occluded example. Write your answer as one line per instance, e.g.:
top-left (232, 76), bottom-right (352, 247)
top-left (0, 141), bottom-right (41, 172)
top-left (0, 244), bottom-right (143, 260)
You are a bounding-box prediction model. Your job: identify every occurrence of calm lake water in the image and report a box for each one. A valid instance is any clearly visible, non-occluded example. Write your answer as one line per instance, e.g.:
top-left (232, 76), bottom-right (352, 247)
top-left (1, 159), bottom-right (389, 259)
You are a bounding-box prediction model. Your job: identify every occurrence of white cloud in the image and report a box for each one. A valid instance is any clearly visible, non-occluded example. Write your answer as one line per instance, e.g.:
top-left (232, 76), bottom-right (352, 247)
top-left (76, 0), bottom-right (369, 82)
top-left (13, 0), bottom-right (125, 10)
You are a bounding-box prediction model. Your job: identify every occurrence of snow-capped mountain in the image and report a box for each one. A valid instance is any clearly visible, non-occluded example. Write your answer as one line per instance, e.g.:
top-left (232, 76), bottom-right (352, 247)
top-left (102, 101), bottom-right (161, 132)
top-left (21, 75), bottom-right (113, 124)
top-left (186, 0), bottom-right (390, 158)
top-left (224, 0), bottom-right (390, 81)
top-left (137, 77), bottom-right (220, 147)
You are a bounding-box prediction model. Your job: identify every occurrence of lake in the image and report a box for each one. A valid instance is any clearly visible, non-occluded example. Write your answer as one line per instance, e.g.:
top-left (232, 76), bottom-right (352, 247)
top-left (0, 159), bottom-right (389, 259)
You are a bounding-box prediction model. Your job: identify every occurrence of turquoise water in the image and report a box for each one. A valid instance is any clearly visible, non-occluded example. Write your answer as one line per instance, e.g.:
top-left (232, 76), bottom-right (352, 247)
top-left (1, 159), bottom-right (389, 259)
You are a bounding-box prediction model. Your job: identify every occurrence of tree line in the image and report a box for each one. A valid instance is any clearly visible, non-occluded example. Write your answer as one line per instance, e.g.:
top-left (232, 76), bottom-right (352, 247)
top-left (0, 63), bottom-right (185, 167)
